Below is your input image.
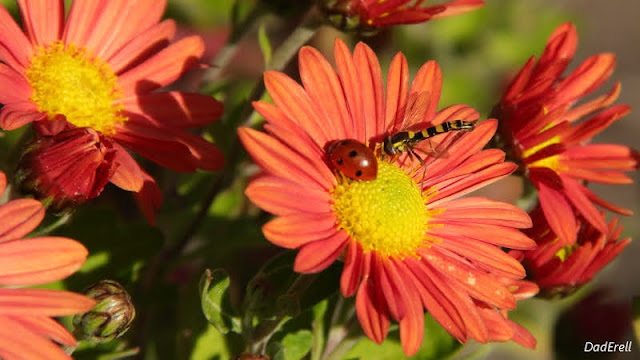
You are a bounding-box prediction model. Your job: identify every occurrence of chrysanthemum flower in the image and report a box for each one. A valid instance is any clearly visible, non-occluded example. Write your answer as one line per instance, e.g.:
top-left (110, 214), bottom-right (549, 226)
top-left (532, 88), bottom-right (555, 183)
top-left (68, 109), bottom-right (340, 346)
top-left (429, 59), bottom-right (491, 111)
top-left (493, 22), bottom-right (639, 245)
top-left (0, 0), bottom-right (224, 221)
top-left (239, 39), bottom-right (536, 355)
top-left (511, 206), bottom-right (630, 297)
top-left (0, 171), bottom-right (95, 360)
top-left (321, 0), bottom-right (484, 34)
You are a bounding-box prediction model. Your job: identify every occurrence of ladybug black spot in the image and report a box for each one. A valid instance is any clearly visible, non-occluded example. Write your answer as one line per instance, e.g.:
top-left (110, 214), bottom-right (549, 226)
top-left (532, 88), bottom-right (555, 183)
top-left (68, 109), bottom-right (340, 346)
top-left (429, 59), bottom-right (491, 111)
top-left (336, 158), bottom-right (344, 165)
top-left (348, 150), bottom-right (358, 158)
top-left (355, 170), bottom-right (363, 177)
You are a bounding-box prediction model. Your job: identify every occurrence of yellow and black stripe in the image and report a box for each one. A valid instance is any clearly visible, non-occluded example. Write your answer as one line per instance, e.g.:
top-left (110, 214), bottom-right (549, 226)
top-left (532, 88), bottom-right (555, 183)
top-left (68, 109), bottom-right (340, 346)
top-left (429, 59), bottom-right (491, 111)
top-left (382, 120), bottom-right (474, 156)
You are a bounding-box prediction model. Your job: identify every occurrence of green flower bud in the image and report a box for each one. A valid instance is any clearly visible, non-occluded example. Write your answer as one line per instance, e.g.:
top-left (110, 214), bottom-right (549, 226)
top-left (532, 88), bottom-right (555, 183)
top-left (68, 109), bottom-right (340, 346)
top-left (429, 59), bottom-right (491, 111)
top-left (73, 280), bottom-right (135, 343)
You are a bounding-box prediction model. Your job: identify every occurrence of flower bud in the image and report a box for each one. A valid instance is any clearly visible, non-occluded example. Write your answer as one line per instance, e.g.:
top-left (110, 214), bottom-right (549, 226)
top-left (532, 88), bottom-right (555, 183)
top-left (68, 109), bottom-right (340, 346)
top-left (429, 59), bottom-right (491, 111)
top-left (16, 127), bottom-right (117, 214)
top-left (73, 280), bottom-right (135, 343)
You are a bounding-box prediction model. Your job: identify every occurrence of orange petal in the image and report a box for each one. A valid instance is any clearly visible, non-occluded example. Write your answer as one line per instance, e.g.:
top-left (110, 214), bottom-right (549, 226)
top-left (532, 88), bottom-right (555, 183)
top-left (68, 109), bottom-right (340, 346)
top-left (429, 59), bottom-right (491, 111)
top-left (437, 196), bottom-right (531, 228)
top-left (0, 315), bottom-right (71, 360)
top-left (0, 237), bottom-right (87, 285)
top-left (384, 52), bottom-right (409, 133)
top-left (0, 288), bottom-right (95, 316)
top-left (334, 39), bottom-right (364, 141)
top-left (110, 143), bottom-right (144, 192)
top-left (402, 257), bottom-right (466, 342)
top-left (424, 248), bottom-right (517, 309)
top-left (376, 257), bottom-right (406, 321)
top-left (429, 162), bottom-right (517, 206)
top-left (14, 315), bottom-right (77, 347)
top-left (263, 213), bottom-right (338, 249)
top-left (245, 176), bottom-right (331, 216)
top-left (263, 70), bottom-right (332, 147)
top-left (109, 20), bottom-right (176, 73)
top-left (355, 263), bottom-right (391, 344)
top-left (353, 42), bottom-right (384, 138)
top-left (433, 235), bottom-right (527, 278)
top-left (239, 128), bottom-right (332, 190)
top-left (0, 199), bottom-right (44, 243)
top-left (393, 261), bottom-right (424, 356)
top-left (299, 46), bottom-right (350, 139)
top-left (409, 60), bottom-right (442, 124)
top-left (340, 240), bottom-right (364, 297)
top-left (0, 101), bottom-right (44, 131)
top-left (0, 5), bottom-right (33, 71)
top-left (294, 231), bottom-right (348, 273)
top-left (561, 175), bottom-right (608, 234)
top-left (0, 63), bottom-right (32, 104)
top-left (113, 121), bottom-right (198, 172)
top-left (429, 222), bottom-right (535, 250)
top-left (532, 171), bottom-right (577, 245)
top-left (553, 54), bottom-right (615, 106)
top-left (18, 0), bottom-right (63, 46)
top-left (87, 0), bottom-right (166, 60)
top-left (118, 36), bottom-right (204, 96)
top-left (120, 91), bottom-right (222, 129)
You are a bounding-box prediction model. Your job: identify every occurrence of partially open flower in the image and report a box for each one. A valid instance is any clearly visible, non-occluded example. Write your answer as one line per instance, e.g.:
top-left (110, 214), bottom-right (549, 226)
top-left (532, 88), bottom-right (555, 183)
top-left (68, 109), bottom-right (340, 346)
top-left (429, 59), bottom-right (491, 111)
top-left (493, 23), bottom-right (639, 245)
top-left (73, 280), bottom-right (136, 344)
top-left (320, 0), bottom-right (484, 34)
top-left (511, 207), bottom-right (630, 298)
top-left (16, 128), bottom-right (116, 213)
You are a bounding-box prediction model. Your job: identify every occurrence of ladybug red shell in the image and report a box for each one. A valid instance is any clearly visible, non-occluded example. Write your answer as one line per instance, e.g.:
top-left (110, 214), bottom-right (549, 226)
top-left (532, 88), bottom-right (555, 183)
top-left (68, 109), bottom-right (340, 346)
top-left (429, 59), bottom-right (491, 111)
top-left (327, 139), bottom-right (378, 181)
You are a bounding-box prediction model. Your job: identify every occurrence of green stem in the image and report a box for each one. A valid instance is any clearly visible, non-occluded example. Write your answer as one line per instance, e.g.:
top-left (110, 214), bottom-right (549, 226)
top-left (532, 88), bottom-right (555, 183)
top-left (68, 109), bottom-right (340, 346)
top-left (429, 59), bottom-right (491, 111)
top-left (203, 3), bottom-right (267, 83)
top-left (30, 212), bottom-right (72, 237)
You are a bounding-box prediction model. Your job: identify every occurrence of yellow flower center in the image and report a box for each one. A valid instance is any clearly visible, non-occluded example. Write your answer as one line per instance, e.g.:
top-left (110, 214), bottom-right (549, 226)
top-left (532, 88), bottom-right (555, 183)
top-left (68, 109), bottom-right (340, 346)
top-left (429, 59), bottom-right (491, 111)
top-left (331, 161), bottom-right (436, 258)
top-left (26, 41), bottom-right (125, 134)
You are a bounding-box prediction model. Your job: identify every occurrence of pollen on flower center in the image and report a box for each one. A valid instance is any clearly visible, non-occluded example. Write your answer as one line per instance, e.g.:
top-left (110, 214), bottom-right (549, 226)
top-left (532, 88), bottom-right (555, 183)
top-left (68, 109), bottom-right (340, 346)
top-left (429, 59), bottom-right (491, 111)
top-left (331, 160), bottom-right (433, 258)
top-left (26, 41), bottom-right (125, 134)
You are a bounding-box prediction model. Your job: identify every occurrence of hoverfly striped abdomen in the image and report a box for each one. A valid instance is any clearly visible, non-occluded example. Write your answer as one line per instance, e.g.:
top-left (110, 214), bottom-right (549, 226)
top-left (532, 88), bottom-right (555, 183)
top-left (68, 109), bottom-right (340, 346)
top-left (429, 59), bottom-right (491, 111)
top-left (382, 120), bottom-right (475, 158)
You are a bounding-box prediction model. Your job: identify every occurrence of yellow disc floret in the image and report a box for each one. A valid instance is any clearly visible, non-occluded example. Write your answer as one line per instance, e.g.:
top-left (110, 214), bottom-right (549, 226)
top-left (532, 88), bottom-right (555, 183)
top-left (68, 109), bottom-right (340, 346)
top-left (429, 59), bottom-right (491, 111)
top-left (332, 160), bottom-right (436, 258)
top-left (26, 41), bottom-right (125, 134)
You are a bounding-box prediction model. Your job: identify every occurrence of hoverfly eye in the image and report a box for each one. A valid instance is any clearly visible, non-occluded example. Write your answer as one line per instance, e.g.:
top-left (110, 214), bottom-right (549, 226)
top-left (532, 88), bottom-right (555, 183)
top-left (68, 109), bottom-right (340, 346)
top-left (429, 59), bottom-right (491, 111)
top-left (348, 150), bottom-right (358, 158)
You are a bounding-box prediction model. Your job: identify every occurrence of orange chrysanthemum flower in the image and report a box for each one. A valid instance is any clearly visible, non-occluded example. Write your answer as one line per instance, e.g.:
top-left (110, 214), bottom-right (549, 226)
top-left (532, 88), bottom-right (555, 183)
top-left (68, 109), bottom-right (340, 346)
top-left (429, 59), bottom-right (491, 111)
top-left (512, 207), bottom-right (630, 297)
top-left (322, 0), bottom-right (484, 33)
top-left (0, 0), bottom-right (224, 220)
top-left (493, 23), bottom-right (639, 245)
top-left (0, 172), bottom-right (95, 360)
top-left (239, 39), bottom-right (537, 355)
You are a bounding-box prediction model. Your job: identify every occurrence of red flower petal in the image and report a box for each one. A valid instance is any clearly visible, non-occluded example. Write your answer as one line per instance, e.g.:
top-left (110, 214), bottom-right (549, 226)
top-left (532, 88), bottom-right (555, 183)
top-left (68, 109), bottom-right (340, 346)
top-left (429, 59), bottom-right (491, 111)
top-left (118, 36), bottom-right (204, 96)
top-left (294, 231), bottom-right (348, 273)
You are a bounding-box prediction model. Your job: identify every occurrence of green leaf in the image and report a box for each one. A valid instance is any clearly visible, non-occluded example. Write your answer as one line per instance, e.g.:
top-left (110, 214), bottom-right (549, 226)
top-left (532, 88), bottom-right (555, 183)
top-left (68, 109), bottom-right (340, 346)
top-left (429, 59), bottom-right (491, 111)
top-left (268, 330), bottom-right (313, 360)
top-left (281, 330), bottom-right (313, 360)
top-left (258, 23), bottom-right (273, 67)
top-left (199, 269), bottom-right (242, 334)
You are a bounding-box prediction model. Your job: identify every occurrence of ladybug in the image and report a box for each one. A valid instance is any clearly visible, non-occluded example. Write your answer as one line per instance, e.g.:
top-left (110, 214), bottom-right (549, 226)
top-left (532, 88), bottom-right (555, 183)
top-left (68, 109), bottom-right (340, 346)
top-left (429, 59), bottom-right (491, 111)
top-left (327, 139), bottom-right (378, 181)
